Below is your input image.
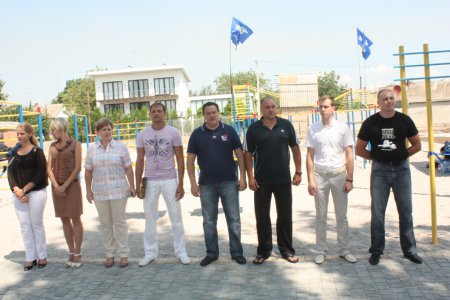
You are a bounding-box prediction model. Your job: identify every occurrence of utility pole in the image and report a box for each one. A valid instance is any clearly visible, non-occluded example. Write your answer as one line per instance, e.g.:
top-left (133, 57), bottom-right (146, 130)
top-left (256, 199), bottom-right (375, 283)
top-left (255, 60), bottom-right (261, 116)
top-left (86, 92), bottom-right (92, 142)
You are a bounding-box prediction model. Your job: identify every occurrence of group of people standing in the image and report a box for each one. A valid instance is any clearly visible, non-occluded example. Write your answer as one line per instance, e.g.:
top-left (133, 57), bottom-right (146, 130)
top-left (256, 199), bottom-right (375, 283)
top-left (7, 87), bottom-right (423, 271)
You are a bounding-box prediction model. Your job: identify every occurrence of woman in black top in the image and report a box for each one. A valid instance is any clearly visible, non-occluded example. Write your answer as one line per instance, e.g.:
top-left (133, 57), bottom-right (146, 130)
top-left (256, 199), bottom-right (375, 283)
top-left (7, 122), bottom-right (48, 271)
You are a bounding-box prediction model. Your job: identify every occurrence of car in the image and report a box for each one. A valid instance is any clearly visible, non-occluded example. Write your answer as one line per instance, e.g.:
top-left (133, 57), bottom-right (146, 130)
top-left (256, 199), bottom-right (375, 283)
top-left (0, 143), bottom-right (8, 161)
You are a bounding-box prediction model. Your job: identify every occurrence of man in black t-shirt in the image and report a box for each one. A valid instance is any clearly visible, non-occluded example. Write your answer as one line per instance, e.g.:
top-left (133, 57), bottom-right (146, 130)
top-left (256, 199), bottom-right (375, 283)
top-left (355, 88), bottom-right (422, 266)
top-left (244, 97), bottom-right (302, 264)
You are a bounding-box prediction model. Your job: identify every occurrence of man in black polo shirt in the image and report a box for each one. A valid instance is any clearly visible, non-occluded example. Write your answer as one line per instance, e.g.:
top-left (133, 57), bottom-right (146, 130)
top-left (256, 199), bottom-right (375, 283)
top-left (187, 102), bottom-right (247, 266)
top-left (244, 97), bottom-right (302, 264)
top-left (355, 88), bottom-right (422, 266)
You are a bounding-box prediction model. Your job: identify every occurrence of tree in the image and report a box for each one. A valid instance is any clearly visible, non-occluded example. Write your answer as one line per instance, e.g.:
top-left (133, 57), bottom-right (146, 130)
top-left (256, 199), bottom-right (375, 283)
top-left (223, 100), bottom-right (232, 116)
top-left (53, 77), bottom-right (96, 115)
top-left (196, 107), bottom-right (203, 118)
top-left (186, 108), bottom-right (193, 119)
top-left (214, 70), bottom-right (271, 94)
top-left (190, 85), bottom-right (217, 96)
top-left (167, 110), bottom-right (179, 120)
top-left (317, 71), bottom-right (346, 99)
top-left (0, 79), bottom-right (8, 101)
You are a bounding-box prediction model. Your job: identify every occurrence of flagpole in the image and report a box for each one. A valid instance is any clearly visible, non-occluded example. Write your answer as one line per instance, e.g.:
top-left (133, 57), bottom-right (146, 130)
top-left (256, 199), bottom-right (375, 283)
top-left (357, 47), bottom-right (362, 90)
top-left (230, 40), bottom-right (237, 132)
top-left (357, 28), bottom-right (362, 90)
top-left (363, 59), bottom-right (367, 89)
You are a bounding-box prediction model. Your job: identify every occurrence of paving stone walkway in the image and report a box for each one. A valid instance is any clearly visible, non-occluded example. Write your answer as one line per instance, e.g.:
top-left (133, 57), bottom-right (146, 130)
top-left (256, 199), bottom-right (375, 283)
top-left (1, 144), bottom-right (449, 299)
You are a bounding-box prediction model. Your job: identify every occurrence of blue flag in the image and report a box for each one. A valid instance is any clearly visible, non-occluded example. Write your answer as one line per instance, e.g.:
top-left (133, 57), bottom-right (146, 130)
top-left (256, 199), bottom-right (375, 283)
top-left (231, 17), bottom-right (253, 47)
top-left (357, 28), bottom-right (373, 60)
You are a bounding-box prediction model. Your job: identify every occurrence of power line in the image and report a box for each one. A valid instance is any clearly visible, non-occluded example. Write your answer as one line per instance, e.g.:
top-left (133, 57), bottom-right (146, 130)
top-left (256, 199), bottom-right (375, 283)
top-left (258, 59), bottom-right (374, 69)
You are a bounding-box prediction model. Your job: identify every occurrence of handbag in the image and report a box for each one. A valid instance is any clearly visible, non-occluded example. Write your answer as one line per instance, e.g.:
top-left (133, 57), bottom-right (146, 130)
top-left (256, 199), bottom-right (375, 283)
top-left (139, 177), bottom-right (147, 199)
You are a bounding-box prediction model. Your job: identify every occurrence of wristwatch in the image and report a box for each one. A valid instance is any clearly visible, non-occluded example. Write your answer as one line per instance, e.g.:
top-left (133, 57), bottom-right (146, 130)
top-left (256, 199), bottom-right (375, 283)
top-left (295, 171), bottom-right (302, 176)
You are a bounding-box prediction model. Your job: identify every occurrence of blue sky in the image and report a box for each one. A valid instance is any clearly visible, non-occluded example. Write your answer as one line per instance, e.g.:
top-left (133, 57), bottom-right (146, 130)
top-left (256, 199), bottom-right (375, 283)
top-left (1, 0), bottom-right (450, 105)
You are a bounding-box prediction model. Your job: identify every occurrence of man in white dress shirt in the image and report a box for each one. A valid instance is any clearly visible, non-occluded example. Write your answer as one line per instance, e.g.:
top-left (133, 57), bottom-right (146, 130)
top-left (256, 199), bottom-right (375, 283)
top-left (306, 95), bottom-right (357, 264)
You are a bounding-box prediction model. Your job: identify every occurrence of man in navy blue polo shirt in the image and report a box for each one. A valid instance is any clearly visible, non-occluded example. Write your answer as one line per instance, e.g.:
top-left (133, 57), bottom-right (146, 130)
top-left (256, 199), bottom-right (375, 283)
top-left (187, 102), bottom-right (247, 266)
top-left (244, 97), bottom-right (302, 264)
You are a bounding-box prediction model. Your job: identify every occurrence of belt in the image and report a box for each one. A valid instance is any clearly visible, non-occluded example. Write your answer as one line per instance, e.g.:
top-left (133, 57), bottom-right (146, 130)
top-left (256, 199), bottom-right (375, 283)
top-left (314, 165), bottom-right (346, 176)
top-left (376, 160), bottom-right (403, 166)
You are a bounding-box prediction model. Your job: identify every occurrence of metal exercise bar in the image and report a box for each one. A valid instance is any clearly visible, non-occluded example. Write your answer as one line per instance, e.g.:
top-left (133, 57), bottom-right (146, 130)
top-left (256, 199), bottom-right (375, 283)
top-left (393, 49), bottom-right (450, 56)
top-left (394, 62), bottom-right (450, 68)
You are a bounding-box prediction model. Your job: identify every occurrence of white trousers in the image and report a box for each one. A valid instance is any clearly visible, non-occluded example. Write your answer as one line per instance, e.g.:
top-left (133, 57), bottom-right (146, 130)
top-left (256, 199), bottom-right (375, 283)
top-left (143, 178), bottom-right (187, 258)
top-left (94, 198), bottom-right (129, 257)
top-left (314, 170), bottom-right (350, 256)
top-left (13, 189), bottom-right (48, 261)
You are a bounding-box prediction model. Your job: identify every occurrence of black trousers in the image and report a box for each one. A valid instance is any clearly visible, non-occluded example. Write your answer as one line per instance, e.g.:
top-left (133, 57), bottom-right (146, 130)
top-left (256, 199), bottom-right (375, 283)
top-left (254, 183), bottom-right (295, 258)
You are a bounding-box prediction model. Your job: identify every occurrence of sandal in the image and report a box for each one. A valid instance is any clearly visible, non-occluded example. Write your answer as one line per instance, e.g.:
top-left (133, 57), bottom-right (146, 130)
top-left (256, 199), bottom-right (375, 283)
top-left (104, 257), bottom-right (114, 268)
top-left (119, 257), bottom-right (128, 268)
top-left (37, 258), bottom-right (47, 268)
top-left (253, 255), bottom-right (268, 265)
top-left (71, 253), bottom-right (82, 269)
top-left (24, 260), bottom-right (37, 271)
top-left (284, 253), bottom-right (299, 264)
top-left (66, 252), bottom-right (74, 268)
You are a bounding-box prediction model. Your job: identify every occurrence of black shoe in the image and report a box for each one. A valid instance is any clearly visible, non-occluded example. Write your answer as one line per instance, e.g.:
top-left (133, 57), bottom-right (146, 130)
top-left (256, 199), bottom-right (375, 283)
top-left (24, 260), bottom-right (37, 271)
top-left (405, 254), bottom-right (423, 264)
top-left (200, 256), bottom-right (217, 266)
top-left (369, 254), bottom-right (380, 265)
top-left (233, 256), bottom-right (247, 265)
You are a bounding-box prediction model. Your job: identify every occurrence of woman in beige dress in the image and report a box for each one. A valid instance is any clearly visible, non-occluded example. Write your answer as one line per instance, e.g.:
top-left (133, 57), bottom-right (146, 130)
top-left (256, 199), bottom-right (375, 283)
top-left (47, 118), bottom-right (83, 269)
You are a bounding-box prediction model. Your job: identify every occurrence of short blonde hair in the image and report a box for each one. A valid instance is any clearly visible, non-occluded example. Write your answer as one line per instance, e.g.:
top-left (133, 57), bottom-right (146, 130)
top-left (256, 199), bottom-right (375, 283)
top-left (50, 118), bottom-right (69, 133)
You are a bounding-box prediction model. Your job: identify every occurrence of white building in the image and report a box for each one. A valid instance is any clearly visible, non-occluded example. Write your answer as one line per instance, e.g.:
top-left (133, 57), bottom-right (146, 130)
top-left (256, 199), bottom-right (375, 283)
top-left (88, 65), bottom-right (191, 116)
top-left (41, 104), bottom-right (70, 119)
top-left (189, 94), bottom-right (231, 114)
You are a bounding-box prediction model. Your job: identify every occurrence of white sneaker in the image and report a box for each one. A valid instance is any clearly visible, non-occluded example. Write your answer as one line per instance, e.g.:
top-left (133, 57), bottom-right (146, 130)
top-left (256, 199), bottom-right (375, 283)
top-left (314, 254), bottom-right (326, 264)
top-left (138, 256), bottom-right (156, 267)
top-left (179, 255), bottom-right (191, 265)
top-left (340, 253), bottom-right (357, 263)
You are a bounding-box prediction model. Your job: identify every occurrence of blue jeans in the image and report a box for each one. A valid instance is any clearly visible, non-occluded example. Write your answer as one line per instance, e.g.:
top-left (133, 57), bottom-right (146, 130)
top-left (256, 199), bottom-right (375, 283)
top-left (200, 181), bottom-right (243, 259)
top-left (369, 160), bottom-right (417, 256)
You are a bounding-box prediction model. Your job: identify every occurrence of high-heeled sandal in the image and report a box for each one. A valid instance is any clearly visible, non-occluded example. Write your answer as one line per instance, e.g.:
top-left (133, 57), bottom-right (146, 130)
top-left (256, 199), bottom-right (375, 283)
top-left (37, 258), bottom-right (47, 269)
top-left (71, 253), bottom-right (82, 269)
top-left (24, 260), bottom-right (37, 271)
top-left (66, 252), bottom-right (74, 268)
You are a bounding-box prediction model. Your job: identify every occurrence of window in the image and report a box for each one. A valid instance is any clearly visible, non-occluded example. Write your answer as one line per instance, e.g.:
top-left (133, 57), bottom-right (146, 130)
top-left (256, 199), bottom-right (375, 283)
top-left (155, 100), bottom-right (176, 112)
top-left (103, 81), bottom-right (123, 100)
top-left (154, 77), bottom-right (175, 95)
top-left (190, 99), bottom-right (229, 113)
top-left (104, 103), bottom-right (124, 113)
top-left (128, 79), bottom-right (149, 98)
top-left (130, 101), bottom-right (150, 112)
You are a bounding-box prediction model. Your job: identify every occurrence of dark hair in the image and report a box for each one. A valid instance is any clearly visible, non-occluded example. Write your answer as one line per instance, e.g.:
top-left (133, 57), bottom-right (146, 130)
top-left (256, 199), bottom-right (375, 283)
top-left (150, 102), bottom-right (166, 113)
top-left (319, 95), bottom-right (335, 106)
top-left (202, 102), bottom-right (219, 115)
top-left (95, 118), bottom-right (113, 131)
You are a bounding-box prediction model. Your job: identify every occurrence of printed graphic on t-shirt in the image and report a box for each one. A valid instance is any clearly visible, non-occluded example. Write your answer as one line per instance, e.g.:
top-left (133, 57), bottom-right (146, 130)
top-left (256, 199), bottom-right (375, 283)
top-left (145, 137), bottom-right (170, 157)
top-left (378, 128), bottom-right (397, 151)
top-left (221, 134), bottom-right (228, 141)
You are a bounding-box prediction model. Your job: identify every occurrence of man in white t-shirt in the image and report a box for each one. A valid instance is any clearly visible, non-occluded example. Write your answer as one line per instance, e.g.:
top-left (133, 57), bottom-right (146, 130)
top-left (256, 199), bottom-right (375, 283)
top-left (135, 103), bottom-right (190, 266)
top-left (306, 95), bottom-right (356, 265)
